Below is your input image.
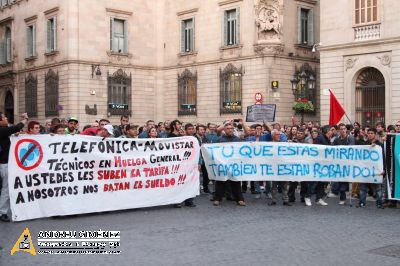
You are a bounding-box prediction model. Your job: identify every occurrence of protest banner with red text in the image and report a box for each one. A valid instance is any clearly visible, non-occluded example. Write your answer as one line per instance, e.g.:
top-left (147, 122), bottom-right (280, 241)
top-left (8, 135), bottom-right (200, 221)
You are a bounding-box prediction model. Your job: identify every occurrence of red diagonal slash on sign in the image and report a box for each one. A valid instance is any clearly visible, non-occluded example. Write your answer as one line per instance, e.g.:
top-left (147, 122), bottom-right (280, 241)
top-left (20, 143), bottom-right (38, 166)
top-left (14, 139), bottom-right (44, 171)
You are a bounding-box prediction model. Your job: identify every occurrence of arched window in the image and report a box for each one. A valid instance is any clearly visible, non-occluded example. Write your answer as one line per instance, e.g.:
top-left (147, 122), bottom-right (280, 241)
top-left (108, 69), bottom-right (131, 116)
top-left (178, 69), bottom-right (197, 116)
top-left (25, 73), bottom-right (37, 117)
top-left (355, 67), bottom-right (385, 125)
top-left (45, 69), bottom-right (59, 116)
top-left (220, 63), bottom-right (242, 114)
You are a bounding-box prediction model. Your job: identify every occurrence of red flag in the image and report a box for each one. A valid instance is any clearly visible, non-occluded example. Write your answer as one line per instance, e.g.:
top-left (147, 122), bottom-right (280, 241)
top-left (329, 89), bottom-right (345, 125)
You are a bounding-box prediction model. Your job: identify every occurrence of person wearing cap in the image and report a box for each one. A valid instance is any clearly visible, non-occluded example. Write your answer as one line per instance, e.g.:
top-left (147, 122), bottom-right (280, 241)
top-left (97, 124), bottom-right (114, 138)
top-left (65, 117), bottom-right (79, 135)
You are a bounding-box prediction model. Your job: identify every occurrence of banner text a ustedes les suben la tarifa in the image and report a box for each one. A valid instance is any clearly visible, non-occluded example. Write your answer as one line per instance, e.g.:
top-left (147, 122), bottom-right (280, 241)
top-left (9, 135), bottom-right (200, 221)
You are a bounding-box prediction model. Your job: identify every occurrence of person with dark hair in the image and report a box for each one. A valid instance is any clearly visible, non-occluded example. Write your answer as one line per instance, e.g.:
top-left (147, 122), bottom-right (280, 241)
top-left (269, 129), bottom-right (291, 206)
top-left (113, 115), bottom-right (130, 137)
top-left (65, 117), bottom-right (79, 135)
top-left (375, 122), bottom-right (386, 143)
top-left (54, 124), bottom-right (67, 135)
top-left (171, 123), bottom-right (196, 208)
top-left (157, 122), bottom-right (168, 138)
top-left (196, 124), bottom-right (210, 193)
top-left (353, 128), bottom-right (366, 145)
top-left (332, 123), bottom-right (355, 205)
top-left (213, 123), bottom-right (245, 207)
top-left (169, 120), bottom-right (184, 137)
top-left (120, 124), bottom-right (139, 138)
top-left (358, 128), bottom-right (384, 208)
top-left (288, 128), bottom-right (308, 203)
top-left (330, 125), bottom-right (339, 144)
top-left (205, 123), bottom-right (219, 144)
top-left (0, 113), bottom-right (29, 222)
top-left (387, 125), bottom-right (396, 133)
top-left (353, 122), bottom-right (361, 130)
top-left (148, 127), bottom-right (158, 138)
top-left (308, 125), bottom-right (331, 206)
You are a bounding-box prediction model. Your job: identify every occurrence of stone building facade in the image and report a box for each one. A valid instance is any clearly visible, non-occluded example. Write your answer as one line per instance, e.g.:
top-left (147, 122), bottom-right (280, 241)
top-left (0, 0), bottom-right (319, 126)
top-left (320, 0), bottom-right (400, 126)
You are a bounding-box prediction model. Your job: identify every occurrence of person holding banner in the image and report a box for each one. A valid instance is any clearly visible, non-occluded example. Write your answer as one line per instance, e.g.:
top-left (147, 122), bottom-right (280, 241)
top-left (269, 129), bottom-right (291, 206)
top-left (213, 123), bottom-right (245, 207)
top-left (171, 123), bottom-right (196, 208)
top-left (196, 124), bottom-right (211, 194)
top-left (332, 123), bottom-right (355, 205)
top-left (309, 125), bottom-right (331, 206)
top-left (0, 113), bottom-right (29, 222)
top-left (358, 128), bottom-right (384, 208)
top-left (288, 128), bottom-right (308, 204)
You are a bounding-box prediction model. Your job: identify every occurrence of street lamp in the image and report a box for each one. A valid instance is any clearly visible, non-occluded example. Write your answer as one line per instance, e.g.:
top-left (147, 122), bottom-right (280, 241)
top-left (291, 63), bottom-right (316, 124)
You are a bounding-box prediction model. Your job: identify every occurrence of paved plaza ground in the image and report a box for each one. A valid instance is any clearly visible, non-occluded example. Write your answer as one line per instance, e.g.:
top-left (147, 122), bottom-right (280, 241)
top-left (0, 193), bottom-right (399, 266)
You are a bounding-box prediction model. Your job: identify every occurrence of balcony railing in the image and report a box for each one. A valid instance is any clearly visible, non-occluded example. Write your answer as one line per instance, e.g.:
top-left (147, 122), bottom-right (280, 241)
top-left (354, 24), bottom-right (380, 41)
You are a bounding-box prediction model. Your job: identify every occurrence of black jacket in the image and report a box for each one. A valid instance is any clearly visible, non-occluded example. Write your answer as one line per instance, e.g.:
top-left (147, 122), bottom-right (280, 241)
top-left (0, 123), bottom-right (25, 164)
top-left (313, 134), bottom-right (331, 146)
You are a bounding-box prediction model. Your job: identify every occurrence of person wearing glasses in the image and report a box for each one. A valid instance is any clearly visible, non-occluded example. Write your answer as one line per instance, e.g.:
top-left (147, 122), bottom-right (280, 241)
top-left (394, 121), bottom-right (400, 133)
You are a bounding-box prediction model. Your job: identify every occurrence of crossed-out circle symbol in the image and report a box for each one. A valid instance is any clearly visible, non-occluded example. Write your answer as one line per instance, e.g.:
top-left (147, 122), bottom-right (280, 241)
top-left (14, 139), bottom-right (43, 171)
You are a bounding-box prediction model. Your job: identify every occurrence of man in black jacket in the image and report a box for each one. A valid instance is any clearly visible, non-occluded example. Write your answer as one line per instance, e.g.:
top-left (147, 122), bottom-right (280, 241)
top-left (0, 113), bottom-right (28, 222)
top-left (309, 125), bottom-right (331, 206)
top-left (213, 123), bottom-right (245, 206)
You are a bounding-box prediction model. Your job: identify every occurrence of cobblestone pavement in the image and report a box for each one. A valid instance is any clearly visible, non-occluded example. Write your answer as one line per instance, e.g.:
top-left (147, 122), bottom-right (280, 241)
top-left (1, 193), bottom-right (400, 266)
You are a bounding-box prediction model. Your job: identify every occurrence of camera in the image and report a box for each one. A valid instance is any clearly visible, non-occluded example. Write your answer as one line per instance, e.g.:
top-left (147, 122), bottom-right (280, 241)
top-left (233, 119), bottom-right (240, 123)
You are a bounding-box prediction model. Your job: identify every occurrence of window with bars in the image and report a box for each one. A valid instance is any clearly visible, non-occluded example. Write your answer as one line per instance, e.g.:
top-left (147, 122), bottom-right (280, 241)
top-left (26, 24), bottom-right (36, 58)
top-left (224, 8), bottom-right (240, 46)
top-left (355, 0), bottom-right (378, 24)
top-left (45, 69), bottom-right (59, 116)
top-left (110, 18), bottom-right (128, 53)
top-left (25, 73), bottom-right (37, 117)
top-left (108, 69), bottom-right (131, 116)
top-left (181, 18), bottom-right (194, 53)
top-left (220, 63), bottom-right (242, 114)
top-left (46, 17), bottom-right (57, 52)
top-left (178, 69), bottom-right (197, 116)
top-left (297, 8), bottom-right (314, 45)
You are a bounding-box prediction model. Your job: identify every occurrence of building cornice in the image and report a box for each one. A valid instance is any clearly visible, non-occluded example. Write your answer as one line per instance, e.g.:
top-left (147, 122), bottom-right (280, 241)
top-left (320, 37), bottom-right (400, 52)
top-left (15, 55), bottom-right (319, 75)
top-left (0, 16), bottom-right (13, 24)
top-left (24, 15), bottom-right (37, 23)
top-left (218, 0), bottom-right (243, 7)
top-left (106, 8), bottom-right (133, 16)
top-left (295, 0), bottom-right (318, 5)
top-left (177, 8), bottom-right (199, 17)
top-left (44, 7), bottom-right (59, 16)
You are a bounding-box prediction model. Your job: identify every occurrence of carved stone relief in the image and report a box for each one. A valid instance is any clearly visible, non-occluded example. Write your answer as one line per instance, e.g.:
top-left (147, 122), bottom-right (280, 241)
top-left (345, 58), bottom-right (358, 71)
top-left (255, 0), bottom-right (282, 42)
top-left (254, 43), bottom-right (284, 55)
top-left (377, 54), bottom-right (391, 67)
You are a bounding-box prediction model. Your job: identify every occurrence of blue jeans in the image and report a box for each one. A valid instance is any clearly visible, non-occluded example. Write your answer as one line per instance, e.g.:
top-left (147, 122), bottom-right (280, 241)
top-left (359, 183), bottom-right (383, 206)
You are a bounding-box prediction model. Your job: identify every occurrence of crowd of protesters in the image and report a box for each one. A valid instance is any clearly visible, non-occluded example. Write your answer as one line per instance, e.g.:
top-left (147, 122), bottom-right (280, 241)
top-left (0, 112), bottom-right (398, 222)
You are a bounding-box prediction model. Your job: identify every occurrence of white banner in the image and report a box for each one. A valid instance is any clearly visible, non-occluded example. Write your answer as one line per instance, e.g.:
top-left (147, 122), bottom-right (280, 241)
top-left (201, 142), bottom-right (384, 183)
top-left (9, 135), bottom-right (200, 221)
